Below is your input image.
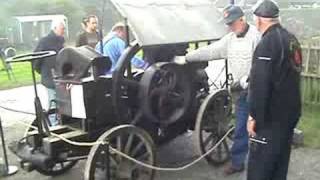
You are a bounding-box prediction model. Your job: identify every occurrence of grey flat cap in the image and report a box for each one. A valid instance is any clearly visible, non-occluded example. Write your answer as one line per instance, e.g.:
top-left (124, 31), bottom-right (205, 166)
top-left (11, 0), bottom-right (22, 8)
top-left (253, 0), bottom-right (279, 18)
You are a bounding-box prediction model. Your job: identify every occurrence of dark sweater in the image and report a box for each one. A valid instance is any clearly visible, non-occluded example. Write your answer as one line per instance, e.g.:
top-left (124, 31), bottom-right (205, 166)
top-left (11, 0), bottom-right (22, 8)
top-left (75, 31), bottom-right (98, 48)
top-left (33, 31), bottom-right (64, 89)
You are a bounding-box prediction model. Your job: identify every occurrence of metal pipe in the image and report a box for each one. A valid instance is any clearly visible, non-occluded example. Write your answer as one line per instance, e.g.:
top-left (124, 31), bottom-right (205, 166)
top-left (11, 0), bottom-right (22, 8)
top-left (99, 0), bottom-right (107, 54)
top-left (225, 58), bottom-right (229, 89)
top-left (0, 116), bottom-right (9, 173)
top-left (0, 116), bottom-right (18, 176)
top-left (30, 63), bottom-right (38, 98)
top-left (124, 18), bottom-right (132, 79)
top-left (124, 18), bottom-right (130, 47)
top-left (105, 142), bottom-right (110, 180)
top-left (30, 62), bottom-right (49, 136)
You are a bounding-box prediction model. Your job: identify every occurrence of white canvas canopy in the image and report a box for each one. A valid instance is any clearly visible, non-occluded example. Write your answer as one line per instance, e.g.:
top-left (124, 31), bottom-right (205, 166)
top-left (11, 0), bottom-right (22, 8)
top-left (110, 0), bottom-right (228, 46)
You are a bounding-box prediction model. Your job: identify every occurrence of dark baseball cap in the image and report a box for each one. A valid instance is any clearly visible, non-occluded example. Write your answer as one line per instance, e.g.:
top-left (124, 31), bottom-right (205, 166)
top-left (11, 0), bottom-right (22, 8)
top-left (253, 0), bottom-right (279, 18)
top-left (222, 5), bottom-right (244, 25)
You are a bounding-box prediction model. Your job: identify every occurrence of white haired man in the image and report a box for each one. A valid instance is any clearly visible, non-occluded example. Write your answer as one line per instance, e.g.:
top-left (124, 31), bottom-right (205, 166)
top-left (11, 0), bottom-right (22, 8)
top-left (33, 19), bottom-right (66, 126)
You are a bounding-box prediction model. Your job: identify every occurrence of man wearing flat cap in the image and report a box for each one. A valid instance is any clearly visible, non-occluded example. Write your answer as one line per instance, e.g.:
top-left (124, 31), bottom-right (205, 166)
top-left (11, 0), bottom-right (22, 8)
top-left (247, 0), bottom-right (302, 180)
top-left (186, 5), bottom-right (260, 175)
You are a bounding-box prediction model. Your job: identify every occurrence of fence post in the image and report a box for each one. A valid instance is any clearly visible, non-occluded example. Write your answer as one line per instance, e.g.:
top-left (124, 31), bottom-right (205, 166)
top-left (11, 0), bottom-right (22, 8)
top-left (305, 44), bottom-right (311, 73)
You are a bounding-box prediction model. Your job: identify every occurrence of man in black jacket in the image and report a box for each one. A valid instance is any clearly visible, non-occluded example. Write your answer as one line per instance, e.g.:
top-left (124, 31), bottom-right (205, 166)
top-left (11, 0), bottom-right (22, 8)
top-left (33, 19), bottom-right (65, 126)
top-left (246, 1), bottom-right (302, 180)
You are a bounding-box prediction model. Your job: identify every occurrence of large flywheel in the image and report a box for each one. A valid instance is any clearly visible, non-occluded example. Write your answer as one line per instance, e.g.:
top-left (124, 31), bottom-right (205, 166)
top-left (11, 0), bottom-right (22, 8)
top-left (139, 62), bottom-right (192, 125)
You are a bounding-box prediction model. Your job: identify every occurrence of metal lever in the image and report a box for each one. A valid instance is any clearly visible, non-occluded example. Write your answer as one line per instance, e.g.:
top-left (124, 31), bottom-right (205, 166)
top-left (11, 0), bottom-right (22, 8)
top-left (0, 116), bottom-right (19, 176)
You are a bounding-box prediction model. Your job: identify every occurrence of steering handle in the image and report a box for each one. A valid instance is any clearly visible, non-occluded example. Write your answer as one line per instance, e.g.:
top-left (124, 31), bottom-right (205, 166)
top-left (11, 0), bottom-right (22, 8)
top-left (6, 51), bottom-right (57, 63)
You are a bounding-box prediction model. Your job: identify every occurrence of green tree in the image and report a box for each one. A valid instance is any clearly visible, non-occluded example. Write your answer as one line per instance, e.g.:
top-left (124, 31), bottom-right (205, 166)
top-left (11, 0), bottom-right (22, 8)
top-left (0, 2), bottom-right (11, 36)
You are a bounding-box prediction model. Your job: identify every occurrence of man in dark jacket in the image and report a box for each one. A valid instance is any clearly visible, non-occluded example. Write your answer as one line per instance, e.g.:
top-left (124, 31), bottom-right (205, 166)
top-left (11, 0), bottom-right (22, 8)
top-left (33, 19), bottom-right (65, 126)
top-left (247, 0), bottom-right (302, 180)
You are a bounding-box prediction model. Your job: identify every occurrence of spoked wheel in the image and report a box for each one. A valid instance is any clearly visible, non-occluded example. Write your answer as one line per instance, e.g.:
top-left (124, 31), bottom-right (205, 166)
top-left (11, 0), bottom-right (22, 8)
top-left (194, 89), bottom-right (232, 166)
top-left (23, 118), bottom-right (78, 176)
top-left (85, 125), bottom-right (156, 180)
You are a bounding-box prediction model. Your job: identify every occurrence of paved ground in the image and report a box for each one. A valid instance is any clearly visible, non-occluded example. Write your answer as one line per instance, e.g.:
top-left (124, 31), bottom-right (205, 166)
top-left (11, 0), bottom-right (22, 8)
top-left (1, 86), bottom-right (320, 180)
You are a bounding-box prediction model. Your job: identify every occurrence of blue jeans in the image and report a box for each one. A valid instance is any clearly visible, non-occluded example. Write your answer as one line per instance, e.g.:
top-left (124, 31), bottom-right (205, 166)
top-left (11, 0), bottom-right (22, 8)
top-left (47, 88), bottom-right (58, 126)
top-left (231, 91), bottom-right (249, 168)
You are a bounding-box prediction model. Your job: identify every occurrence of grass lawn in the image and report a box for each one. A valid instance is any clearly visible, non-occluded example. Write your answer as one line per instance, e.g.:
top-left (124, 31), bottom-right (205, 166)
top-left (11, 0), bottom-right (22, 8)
top-left (298, 104), bottom-right (320, 149)
top-left (0, 60), bottom-right (40, 90)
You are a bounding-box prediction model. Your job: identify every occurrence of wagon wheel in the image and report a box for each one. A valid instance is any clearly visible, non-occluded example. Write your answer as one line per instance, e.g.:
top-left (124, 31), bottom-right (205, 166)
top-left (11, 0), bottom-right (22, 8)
top-left (85, 125), bottom-right (156, 180)
top-left (139, 62), bottom-right (192, 125)
top-left (194, 89), bottom-right (232, 166)
top-left (112, 42), bottom-right (144, 123)
top-left (23, 117), bottom-right (78, 176)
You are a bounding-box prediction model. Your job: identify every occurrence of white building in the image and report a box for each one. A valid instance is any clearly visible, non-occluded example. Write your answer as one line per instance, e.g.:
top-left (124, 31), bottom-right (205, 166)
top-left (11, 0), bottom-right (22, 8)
top-left (12, 15), bottom-right (68, 47)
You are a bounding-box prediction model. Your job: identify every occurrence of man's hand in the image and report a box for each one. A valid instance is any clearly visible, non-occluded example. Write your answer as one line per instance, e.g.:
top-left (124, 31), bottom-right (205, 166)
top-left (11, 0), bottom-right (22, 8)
top-left (174, 56), bottom-right (187, 65)
top-left (240, 75), bottom-right (249, 89)
top-left (247, 115), bottom-right (256, 137)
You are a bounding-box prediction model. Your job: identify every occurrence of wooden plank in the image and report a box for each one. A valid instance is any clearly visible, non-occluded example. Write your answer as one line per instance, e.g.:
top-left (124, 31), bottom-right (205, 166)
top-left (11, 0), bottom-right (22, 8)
top-left (304, 45), bottom-right (311, 73)
top-left (304, 77), bottom-right (308, 104)
top-left (310, 78), bottom-right (315, 103)
top-left (42, 130), bottom-right (89, 156)
top-left (315, 77), bottom-right (318, 104)
top-left (307, 77), bottom-right (311, 104)
top-left (301, 73), bottom-right (320, 79)
top-left (27, 125), bottom-right (70, 136)
top-left (317, 49), bottom-right (320, 104)
top-left (302, 77), bottom-right (307, 103)
top-left (44, 130), bottom-right (87, 143)
top-left (301, 46), bottom-right (320, 50)
top-left (317, 77), bottom-right (320, 104)
top-left (312, 77), bottom-right (316, 104)
top-left (317, 49), bottom-right (320, 75)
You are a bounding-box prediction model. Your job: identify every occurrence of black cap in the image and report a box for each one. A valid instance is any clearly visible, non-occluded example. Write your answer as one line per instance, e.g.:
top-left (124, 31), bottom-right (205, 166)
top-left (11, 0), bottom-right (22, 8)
top-left (253, 0), bottom-right (279, 18)
top-left (222, 5), bottom-right (244, 25)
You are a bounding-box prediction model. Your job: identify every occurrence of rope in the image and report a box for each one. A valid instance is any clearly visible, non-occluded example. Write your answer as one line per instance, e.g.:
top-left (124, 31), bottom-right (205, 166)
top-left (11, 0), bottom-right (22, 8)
top-left (0, 105), bottom-right (35, 115)
top-left (109, 127), bottom-right (234, 171)
top-left (1, 112), bottom-right (103, 146)
top-left (0, 103), bottom-right (234, 171)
